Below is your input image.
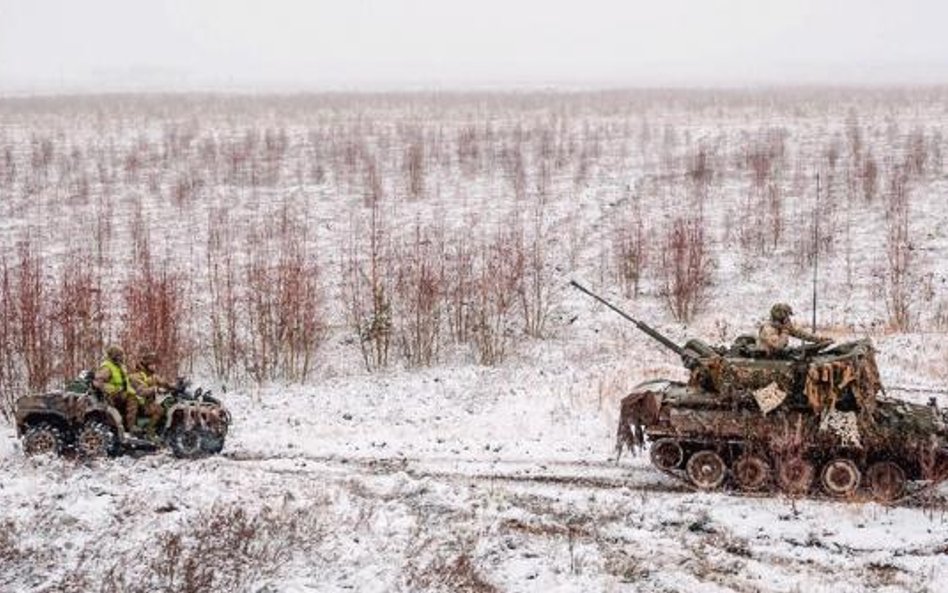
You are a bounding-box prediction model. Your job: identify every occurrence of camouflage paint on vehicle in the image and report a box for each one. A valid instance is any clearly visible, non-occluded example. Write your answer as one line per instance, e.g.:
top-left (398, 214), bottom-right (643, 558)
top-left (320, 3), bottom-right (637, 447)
top-left (572, 282), bottom-right (947, 502)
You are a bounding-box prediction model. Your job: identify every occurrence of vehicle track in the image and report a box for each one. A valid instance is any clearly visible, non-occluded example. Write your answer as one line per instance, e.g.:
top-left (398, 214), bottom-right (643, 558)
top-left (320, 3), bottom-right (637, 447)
top-left (218, 448), bottom-right (948, 506)
top-left (219, 449), bottom-right (690, 494)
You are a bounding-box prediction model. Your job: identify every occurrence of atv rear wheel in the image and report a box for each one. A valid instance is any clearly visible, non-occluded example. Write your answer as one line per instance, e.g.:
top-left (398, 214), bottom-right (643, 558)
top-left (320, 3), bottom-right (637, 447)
top-left (23, 423), bottom-right (64, 456)
top-left (76, 421), bottom-right (116, 459)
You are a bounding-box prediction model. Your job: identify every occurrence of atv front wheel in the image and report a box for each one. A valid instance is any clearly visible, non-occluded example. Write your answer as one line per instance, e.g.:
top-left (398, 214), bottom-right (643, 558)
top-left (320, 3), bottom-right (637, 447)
top-left (169, 428), bottom-right (203, 459)
top-left (23, 423), bottom-right (64, 456)
top-left (198, 429), bottom-right (225, 455)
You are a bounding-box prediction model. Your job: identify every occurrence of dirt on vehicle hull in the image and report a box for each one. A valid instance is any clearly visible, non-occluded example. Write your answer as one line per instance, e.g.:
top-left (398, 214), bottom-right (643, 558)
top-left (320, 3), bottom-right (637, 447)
top-left (571, 281), bottom-right (948, 503)
top-left (616, 369), bottom-right (948, 502)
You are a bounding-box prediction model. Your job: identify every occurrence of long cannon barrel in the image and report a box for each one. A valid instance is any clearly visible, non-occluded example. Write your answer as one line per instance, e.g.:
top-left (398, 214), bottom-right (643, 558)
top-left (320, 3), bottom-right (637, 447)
top-left (570, 280), bottom-right (685, 357)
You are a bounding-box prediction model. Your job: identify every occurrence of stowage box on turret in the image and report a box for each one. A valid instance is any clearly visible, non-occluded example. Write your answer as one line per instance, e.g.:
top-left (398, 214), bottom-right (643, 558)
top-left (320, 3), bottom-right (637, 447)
top-left (572, 281), bottom-right (948, 501)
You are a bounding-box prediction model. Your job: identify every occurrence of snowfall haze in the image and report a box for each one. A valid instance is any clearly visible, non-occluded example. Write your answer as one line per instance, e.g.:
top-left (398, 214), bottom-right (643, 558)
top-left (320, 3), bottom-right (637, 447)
top-left (1, 2), bottom-right (947, 593)
top-left (2, 0), bottom-right (948, 93)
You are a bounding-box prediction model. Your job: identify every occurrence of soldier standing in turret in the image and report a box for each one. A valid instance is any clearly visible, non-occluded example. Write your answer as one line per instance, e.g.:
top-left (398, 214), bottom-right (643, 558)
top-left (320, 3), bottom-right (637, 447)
top-left (758, 303), bottom-right (831, 356)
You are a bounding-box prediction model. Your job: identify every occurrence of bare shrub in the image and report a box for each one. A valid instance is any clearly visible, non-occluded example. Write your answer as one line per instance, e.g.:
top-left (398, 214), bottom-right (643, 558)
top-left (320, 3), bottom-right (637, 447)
top-left (405, 535), bottom-right (499, 593)
top-left (469, 232), bottom-right (522, 365)
top-left (9, 242), bottom-right (56, 392)
top-left (392, 224), bottom-right (444, 367)
top-left (0, 245), bottom-right (98, 417)
top-left (502, 135), bottom-right (527, 201)
top-left (659, 216), bottom-right (713, 322)
top-left (207, 205), bottom-right (326, 383)
top-left (660, 124), bottom-right (679, 178)
top-left (613, 209), bottom-right (648, 299)
top-left (362, 150), bottom-right (384, 206)
top-left (905, 127), bottom-right (928, 178)
top-left (737, 133), bottom-right (785, 256)
top-left (444, 237), bottom-right (476, 345)
top-left (344, 200), bottom-right (393, 371)
top-left (845, 109), bottom-right (863, 163)
top-left (408, 553), bottom-right (499, 593)
top-left (29, 135), bottom-right (55, 189)
top-left (457, 125), bottom-right (480, 176)
top-left (223, 132), bottom-right (252, 186)
top-left (92, 192), bottom-right (115, 267)
top-left (54, 252), bottom-right (108, 381)
top-left (745, 143), bottom-right (774, 195)
top-left (207, 209), bottom-right (242, 380)
top-left (518, 205), bottom-right (552, 339)
top-left (0, 144), bottom-right (16, 187)
top-left (0, 260), bottom-right (19, 418)
top-left (99, 503), bottom-right (325, 593)
top-left (574, 145), bottom-right (591, 188)
top-left (404, 133), bottom-right (426, 199)
top-left (687, 145), bottom-right (714, 206)
top-left (243, 209), bottom-right (325, 383)
top-left (171, 171), bottom-right (203, 208)
top-left (884, 166), bottom-right (913, 330)
top-left (766, 181), bottom-right (783, 251)
top-left (119, 237), bottom-right (190, 379)
top-left (862, 152), bottom-right (879, 202)
top-left (262, 127), bottom-right (288, 186)
top-left (0, 520), bottom-right (46, 591)
top-left (931, 129), bottom-right (944, 176)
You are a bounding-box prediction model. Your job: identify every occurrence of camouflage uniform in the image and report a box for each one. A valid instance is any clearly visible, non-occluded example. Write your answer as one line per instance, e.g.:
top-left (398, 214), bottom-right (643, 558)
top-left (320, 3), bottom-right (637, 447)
top-left (757, 303), bottom-right (829, 355)
top-left (92, 346), bottom-right (140, 433)
top-left (129, 352), bottom-right (170, 436)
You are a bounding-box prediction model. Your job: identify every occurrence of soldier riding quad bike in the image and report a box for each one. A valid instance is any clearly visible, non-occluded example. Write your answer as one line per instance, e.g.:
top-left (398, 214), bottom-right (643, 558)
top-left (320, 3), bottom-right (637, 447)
top-left (14, 371), bottom-right (231, 459)
top-left (572, 281), bottom-right (948, 503)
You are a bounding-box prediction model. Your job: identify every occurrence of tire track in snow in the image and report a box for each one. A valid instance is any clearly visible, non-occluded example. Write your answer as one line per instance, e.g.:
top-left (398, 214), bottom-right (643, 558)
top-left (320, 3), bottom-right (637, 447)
top-left (218, 449), bottom-right (690, 494)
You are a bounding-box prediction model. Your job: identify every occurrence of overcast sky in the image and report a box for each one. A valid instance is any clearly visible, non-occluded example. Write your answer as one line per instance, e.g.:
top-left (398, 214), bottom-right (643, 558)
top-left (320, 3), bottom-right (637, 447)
top-left (1, 0), bottom-right (947, 93)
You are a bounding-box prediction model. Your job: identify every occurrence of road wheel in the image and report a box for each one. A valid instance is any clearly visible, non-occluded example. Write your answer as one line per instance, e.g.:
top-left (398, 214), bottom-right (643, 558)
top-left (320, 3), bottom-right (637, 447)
top-left (866, 461), bottom-right (906, 502)
top-left (686, 450), bottom-right (726, 490)
top-left (650, 439), bottom-right (684, 470)
top-left (23, 423), bottom-right (64, 456)
top-left (820, 458), bottom-right (861, 497)
top-left (777, 458), bottom-right (814, 495)
top-left (733, 455), bottom-right (771, 492)
top-left (76, 421), bottom-right (116, 459)
top-left (169, 427), bottom-right (203, 459)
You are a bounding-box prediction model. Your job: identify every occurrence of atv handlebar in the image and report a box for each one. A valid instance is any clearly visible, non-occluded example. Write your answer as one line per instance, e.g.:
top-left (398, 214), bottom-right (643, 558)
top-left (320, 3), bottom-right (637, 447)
top-left (166, 378), bottom-right (212, 402)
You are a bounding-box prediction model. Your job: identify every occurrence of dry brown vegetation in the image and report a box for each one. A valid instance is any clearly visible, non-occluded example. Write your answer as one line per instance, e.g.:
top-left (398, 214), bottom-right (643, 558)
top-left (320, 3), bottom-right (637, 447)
top-left (0, 89), bottom-right (946, 412)
top-left (101, 504), bottom-right (324, 593)
top-left (0, 502), bottom-right (327, 593)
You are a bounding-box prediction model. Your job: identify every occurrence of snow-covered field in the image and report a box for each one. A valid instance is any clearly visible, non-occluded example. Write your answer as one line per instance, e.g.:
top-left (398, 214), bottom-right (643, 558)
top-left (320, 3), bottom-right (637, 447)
top-left (2, 351), bottom-right (946, 592)
top-left (1, 90), bottom-right (947, 592)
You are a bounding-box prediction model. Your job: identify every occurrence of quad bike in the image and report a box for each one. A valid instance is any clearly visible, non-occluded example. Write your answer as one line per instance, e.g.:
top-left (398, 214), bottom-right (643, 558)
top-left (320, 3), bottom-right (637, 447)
top-left (14, 371), bottom-right (231, 460)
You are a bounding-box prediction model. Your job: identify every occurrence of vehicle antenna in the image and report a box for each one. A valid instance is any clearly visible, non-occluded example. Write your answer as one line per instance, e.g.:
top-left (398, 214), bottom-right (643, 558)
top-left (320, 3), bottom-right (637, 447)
top-left (811, 172), bottom-right (820, 333)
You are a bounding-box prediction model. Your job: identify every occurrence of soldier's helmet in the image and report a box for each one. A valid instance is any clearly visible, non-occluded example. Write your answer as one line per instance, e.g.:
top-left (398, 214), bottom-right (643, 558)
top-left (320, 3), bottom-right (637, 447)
top-left (770, 303), bottom-right (794, 323)
top-left (105, 345), bottom-right (125, 362)
top-left (140, 351), bottom-right (158, 366)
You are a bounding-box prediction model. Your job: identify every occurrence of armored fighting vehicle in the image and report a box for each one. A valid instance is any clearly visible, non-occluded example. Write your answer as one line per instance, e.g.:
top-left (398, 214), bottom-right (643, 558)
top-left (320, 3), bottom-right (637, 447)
top-left (14, 372), bottom-right (231, 459)
top-left (572, 281), bottom-right (948, 502)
